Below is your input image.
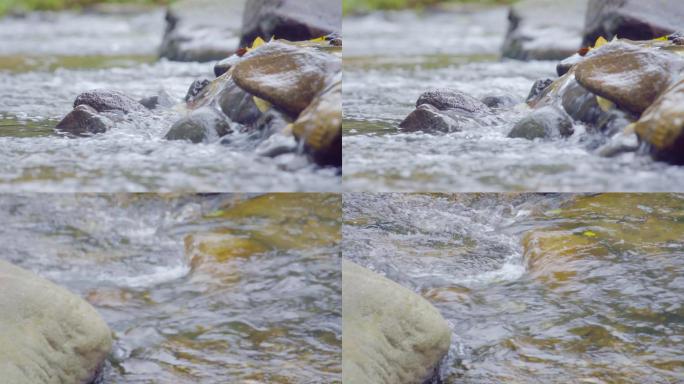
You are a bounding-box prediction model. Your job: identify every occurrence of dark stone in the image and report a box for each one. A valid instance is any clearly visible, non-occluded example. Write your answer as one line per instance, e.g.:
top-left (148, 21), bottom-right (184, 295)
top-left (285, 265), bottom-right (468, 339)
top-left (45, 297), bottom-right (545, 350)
top-left (508, 105), bottom-right (574, 140)
top-left (560, 78), bottom-right (603, 125)
top-left (139, 96), bottom-right (159, 110)
top-left (184, 79), bottom-right (210, 102)
top-left (582, 0), bottom-right (684, 47)
top-left (164, 107), bottom-right (232, 143)
top-left (213, 55), bottom-right (242, 77)
top-left (55, 105), bottom-right (113, 136)
top-left (481, 94), bottom-right (519, 109)
top-left (556, 53), bottom-right (583, 76)
top-left (399, 104), bottom-right (461, 133)
top-left (218, 77), bottom-right (261, 125)
top-left (526, 79), bottom-right (554, 103)
top-left (416, 89), bottom-right (490, 115)
top-left (74, 90), bottom-right (147, 114)
top-left (239, 0), bottom-right (341, 48)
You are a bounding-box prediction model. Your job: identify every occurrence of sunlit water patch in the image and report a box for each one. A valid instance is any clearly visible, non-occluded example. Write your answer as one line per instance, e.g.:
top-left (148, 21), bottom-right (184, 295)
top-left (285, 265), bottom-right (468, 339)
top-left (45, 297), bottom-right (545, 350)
top-left (342, 9), bottom-right (684, 192)
top-left (0, 10), bottom-right (339, 192)
top-left (0, 193), bottom-right (341, 383)
top-left (343, 193), bottom-right (684, 383)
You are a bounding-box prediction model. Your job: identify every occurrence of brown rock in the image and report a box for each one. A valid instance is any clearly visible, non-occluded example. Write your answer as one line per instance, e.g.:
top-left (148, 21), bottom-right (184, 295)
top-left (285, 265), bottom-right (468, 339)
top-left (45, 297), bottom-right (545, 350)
top-left (574, 41), bottom-right (684, 115)
top-left (232, 41), bottom-right (340, 116)
top-left (634, 79), bottom-right (684, 164)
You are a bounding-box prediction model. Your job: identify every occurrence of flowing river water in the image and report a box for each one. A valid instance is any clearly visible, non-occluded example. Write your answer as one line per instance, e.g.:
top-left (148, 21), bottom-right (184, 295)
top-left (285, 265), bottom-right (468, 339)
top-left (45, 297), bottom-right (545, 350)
top-left (0, 193), bottom-right (341, 383)
top-left (0, 9), bottom-right (339, 192)
top-left (342, 7), bottom-right (684, 192)
top-left (343, 193), bottom-right (684, 383)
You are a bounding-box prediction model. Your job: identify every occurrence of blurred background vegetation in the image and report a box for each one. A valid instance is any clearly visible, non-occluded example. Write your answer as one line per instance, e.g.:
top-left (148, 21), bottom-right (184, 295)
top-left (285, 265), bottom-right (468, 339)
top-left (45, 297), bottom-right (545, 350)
top-left (0, 0), bottom-right (170, 15)
top-left (344, 0), bottom-right (516, 14)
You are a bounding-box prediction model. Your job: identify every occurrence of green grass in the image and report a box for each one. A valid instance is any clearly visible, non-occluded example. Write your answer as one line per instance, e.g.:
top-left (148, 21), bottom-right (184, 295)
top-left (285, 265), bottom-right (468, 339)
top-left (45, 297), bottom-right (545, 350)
top-left (0, 0), bottom-right (170, 15)
top-left (344, 0), bottom-right (517, 14)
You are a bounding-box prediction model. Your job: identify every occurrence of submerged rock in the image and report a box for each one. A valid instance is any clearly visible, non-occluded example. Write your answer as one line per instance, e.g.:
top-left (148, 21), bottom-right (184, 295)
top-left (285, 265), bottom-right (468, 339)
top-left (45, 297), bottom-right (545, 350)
top-left (582, 0), bottom-right (684, 47)
top-left (481, 94), bottom-right (520, 109)
top-left (502, 0), bottom-right (587, 60)
top-left (159, 0), bottom-right (244, 62)
top-left (342, 260), bottom-right (451, 384)
top-left (399, 104), bottom-right (461, 133)
top-left (574, 41), bottom-right (684, 115)
top-left (526, 78), bottom-right (554, 103)
top-left (55, 104), bottom-right (113, 136)
top-left (74, 89), bottom-right (148, 114)
top-left (239, 0), bottom-right (341, 48)
top-left (232, 41), bottom-right (340, 116)
top-left (416, 88), bottom-right (490, 115)
top-left (400, 88), bottom-right (490, 133)
top-left (0, 260), bottom-right (112, 384)
top-left (634, 79), bottom-right (684, 164)
top-left (218, 77), bottom-right (262, 125)
top-left (509, 105), bottom-right (574, 140)
top-left (165, 107), bottom-right (233, 143)
top-left (184, 79), bottom-right (211, 102)
top-left (292, 80), bottom-right (342, 167)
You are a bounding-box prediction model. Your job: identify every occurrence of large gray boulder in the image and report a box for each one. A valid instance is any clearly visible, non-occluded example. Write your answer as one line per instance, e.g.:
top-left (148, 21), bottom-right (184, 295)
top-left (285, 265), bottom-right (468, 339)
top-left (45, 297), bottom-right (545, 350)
top-left (159, 0), bottom-right (245, 62)
top-left (583, 0), bottom-right (684, 47)
top-left (502, 0), bottom-right (588, 60)
top-left (342, 260), bottom-right (451, 384)
top-left (239, 0), bottom-right (341, 47)
top-left (0, 260), bottom-right (112, 384)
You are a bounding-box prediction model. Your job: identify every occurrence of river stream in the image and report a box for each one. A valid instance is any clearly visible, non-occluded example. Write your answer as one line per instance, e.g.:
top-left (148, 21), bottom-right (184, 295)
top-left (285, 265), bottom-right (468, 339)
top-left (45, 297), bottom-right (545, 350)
top-left (342, 7), bottom-right (684, 192)
top-left (0, 9), bottom-right (339, 192)
top-left (343, 193), bottom-right (684, 383)
top-left (0, 193), bottom-right (341, 383)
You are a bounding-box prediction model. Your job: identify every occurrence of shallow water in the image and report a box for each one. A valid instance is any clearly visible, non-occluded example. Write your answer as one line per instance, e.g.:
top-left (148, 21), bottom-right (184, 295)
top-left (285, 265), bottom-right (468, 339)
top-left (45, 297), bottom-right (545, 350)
top-left (343, 193), bottom-right (684, 383)
top-left (0, 10), bottom-right (339, 192)
top-left (342, 8), bottom-right (684, 192)
top-left (0, 193), bottom-right (341, 383)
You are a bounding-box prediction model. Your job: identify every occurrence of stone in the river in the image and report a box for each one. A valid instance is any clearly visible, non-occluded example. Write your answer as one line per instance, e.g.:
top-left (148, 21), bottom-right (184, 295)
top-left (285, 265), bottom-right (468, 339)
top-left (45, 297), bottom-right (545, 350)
top-left (399, 104), bottom-right (461, 133)
top-left (74, 89), bottom-right (148, 114)
top-left (218, 77), bottom-right (262, 125)
top-left (165, 107), bottom-right (233, 143)
top-left (184, 79), bottom-right (211, 102)
top-left (55, 105), bottom-right (113, 136)
top-left (502, 0), bottom-right (587, 60)
top-left (557, 53), bottom-right (583, 77)
top-left (292, 80), bottom-right (341, 167)
top-left (0, 260), bottom-right (112, 384)
top-left (138, 89), bottom-right (178, 110)
top-left (574, 41), bottom-right (684, 115)
top-left (239, 0), bottom-right (341, 48)
top-left (159, 0), bottom-right (245, 62)
top-left (526, 78), bottom-right (554, 103)
top-left (634, 79), bottom-right (684, 164)
top-left (481, 94), bottom-right (520, 109)
top-left (416, 88), bottom-right (490, 115)
top-left (509, 105), bottom-right (574, 140)
top-left (582, 0), bottom-right (684, 47)
top-left (342, 260), bottom-right (451, 384)
top-left (560, 78), bottom-right (604, 125)
top-left (232, 41), bottom-right (340, 116)
top-left (213, 54), bottom-right (242, 77)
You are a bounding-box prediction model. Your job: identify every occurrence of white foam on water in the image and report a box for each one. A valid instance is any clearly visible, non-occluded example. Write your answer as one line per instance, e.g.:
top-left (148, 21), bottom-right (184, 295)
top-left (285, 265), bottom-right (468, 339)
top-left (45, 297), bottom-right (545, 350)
top-left (107, 263), bottom-right (190, 288)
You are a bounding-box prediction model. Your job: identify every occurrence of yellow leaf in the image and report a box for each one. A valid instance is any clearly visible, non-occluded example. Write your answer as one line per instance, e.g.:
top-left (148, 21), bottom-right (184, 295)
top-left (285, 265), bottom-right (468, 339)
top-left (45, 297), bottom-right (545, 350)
top-left (593, 36), bottom-right (608, 49)
top-left (250, 36), bottom-right (266, 50)
top-left (655, 35), bottom-right (669, 41)
top-left (596, 96), bottom-right (615, 112)
top-left (582, 230), bottom-right (597, 238)
top-left (253, 96), bottom-right (272, 113)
